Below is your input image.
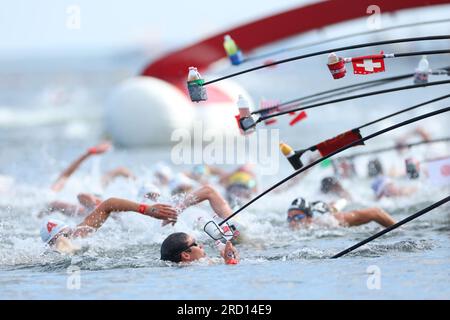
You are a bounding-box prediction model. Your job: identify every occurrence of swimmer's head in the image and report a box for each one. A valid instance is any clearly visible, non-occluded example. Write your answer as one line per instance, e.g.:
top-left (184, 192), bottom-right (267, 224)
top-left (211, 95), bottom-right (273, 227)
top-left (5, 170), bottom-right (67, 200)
top-left (169, 173), bottom-right (195, 196)
top-left (287, 197), bottom-right (311, 228)
top-left (368, 158), bottom-right (383, 177)
top-left (160, 232), bottom-right (205, 263)
top-left (191, 165), bottom-right (210, 179)
top-left (154, 162), bottom-right (173, 185)
top-left (226, 184), bottom-right (252, 208)
top-left (40, 219), bottom-right (71, 245)
top-left (320, 176), bottom-right (340, 194)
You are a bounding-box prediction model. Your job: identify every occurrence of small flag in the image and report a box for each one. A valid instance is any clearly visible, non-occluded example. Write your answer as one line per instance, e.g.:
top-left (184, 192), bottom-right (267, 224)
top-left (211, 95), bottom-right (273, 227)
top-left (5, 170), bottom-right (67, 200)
top-left (316, 129), bottom-right (364, 157)
top-left (289, 111), bottom-right (307, 126)
top-left (352, 54), bottom-right (385, 75)
top-left (264, 119), bottom-right (277, 125)
top-left (320, 158), bottom-right (332, 168)
top-left (260, 99), bottom-right (280, 126)
top-left (427, 157), bottom-right (450, 186)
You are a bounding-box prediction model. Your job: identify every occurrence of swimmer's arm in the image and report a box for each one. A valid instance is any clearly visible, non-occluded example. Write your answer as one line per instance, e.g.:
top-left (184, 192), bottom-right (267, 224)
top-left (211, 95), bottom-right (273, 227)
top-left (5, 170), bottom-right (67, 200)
top-left (74, 198), bottom-right (178, 237)
top-left (415, 127), bottom-right (432, 142)
top-left (77, 193), bottom-right (102, 210)
top-left (334, 207), bottom-right (395, 228)
top-left (182, 185), bottom-right (233, 219)
top-left (101, 166), bottom-right (135, 187)
top-left (207, 165), bottom-right (228, 178)
top-left (51, 142), bottom-right (111, 192)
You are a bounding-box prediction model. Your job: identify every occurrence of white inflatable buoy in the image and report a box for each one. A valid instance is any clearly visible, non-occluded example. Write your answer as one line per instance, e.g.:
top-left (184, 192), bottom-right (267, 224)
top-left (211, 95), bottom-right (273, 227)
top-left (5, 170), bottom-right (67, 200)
top-left (105, 76), bottom-right (253, 147)
top-left (105, 76), bottom-right (193, 147)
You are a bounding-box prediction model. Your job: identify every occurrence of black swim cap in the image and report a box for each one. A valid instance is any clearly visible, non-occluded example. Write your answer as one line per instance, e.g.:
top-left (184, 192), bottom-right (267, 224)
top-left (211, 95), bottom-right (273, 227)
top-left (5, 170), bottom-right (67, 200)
top-left (368, 158), bottom-right (383, 177)
top-left (288, 197), bottom-right (312, 216)
top-left (320, 176), bottom-right (338, 193)
top-left (160, 232), bottom-right (189, 262)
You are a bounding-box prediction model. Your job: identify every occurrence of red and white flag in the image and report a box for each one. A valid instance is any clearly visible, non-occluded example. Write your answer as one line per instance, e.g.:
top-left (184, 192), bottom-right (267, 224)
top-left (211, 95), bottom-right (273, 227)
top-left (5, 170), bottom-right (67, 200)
top-left (352, 54), bottom-right (385, 75)
top-left (427, 157), bottom-right (450, 186)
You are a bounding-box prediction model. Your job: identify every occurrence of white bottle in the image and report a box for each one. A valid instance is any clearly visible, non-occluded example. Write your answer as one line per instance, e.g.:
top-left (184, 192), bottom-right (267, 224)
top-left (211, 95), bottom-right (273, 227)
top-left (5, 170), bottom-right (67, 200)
top-left (237, 94), bottom-right (251, 118)
top-left (187, 66), bottom-right (200, 82)
top-left (414, 56), bottom-right (429, 84)
top-left (417, 55), bottom-right (429, 72)
top-left (327, 52), bottom-right (339, 65)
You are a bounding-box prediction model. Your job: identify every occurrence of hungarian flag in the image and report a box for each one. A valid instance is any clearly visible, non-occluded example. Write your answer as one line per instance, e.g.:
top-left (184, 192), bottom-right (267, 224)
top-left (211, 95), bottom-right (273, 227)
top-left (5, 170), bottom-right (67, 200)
top-left (352, 54), bottom-right (385, 75)
top-left (315, 129), bottom-right (364, 157)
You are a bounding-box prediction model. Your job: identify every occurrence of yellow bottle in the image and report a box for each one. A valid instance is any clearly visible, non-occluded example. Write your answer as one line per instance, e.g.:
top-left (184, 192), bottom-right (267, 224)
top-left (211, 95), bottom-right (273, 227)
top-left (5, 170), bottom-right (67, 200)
top-left (280, 142), bottom-right (295, 157)
top-left (280, 142), bottom-right (303, 170)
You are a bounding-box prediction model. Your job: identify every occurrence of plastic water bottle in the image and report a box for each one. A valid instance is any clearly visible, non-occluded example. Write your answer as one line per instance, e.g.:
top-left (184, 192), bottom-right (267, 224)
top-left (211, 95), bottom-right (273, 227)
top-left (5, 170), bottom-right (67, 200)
top-left (187, 66), bottom-right (207, 102)
top-left (223, 35), bottom-right (238, 56)
top-left (237, 95), bottom-right (251, 118)
top-left (187, 67), bottom-right (201, 81)
top-left (280, 142), bottom-right (303, 170)
top-left (327, 52), bottom-right (346, 79)
top-left (328, 52), bottom-right (339, 64)
top-left (414, 56), bottom-right (429, 84)
top-left (236, 95), bottom-right (255, 133)
top-left (223, 34), bottom-right (243, 65)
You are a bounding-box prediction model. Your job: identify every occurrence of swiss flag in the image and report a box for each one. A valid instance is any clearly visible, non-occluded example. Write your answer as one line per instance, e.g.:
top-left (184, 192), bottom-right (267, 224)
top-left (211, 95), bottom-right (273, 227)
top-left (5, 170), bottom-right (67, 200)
top-left (47, 222), bottom-right (57, 233)
top-left (352, 54), bottom-right (385, 75)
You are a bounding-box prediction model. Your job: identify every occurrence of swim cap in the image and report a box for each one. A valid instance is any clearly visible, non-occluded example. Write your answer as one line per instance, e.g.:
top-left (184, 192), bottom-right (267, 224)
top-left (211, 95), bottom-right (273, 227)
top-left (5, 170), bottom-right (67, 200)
top-left (40, 219), bottom-right (69, 244)
top-left (154, 162), bottom-right (173, 180)
top-left (320, 176), bottom-right (339, 193)
top-left (368, 158), bottom-right (383, 177)
top-left (192, 165), bottom-right (209, 177)
top-left (288, 197), bottom-right (312, 216)
top-left (169, 173), bottom-right (195, 194)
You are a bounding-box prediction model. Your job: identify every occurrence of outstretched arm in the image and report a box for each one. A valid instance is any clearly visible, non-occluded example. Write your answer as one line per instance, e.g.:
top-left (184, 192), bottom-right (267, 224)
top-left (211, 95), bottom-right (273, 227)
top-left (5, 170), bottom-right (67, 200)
top-left (182, 185), bottom-right (233, 219)
top-left (73, 198), bottom-right (178, 237)
top-left (101, 166), bottom-right (135, 188)
top-left (334, 207), bottom-right (395, 228)
top-left (51, 142), bottom-right (111, 192)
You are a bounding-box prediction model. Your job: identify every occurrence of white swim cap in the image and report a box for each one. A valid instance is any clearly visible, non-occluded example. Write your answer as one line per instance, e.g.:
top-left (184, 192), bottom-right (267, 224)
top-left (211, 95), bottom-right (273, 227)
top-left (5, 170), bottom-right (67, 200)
top-left (154, 162), bottom-right (173, 180)
top-left (40, 219), bottom-right (69, 244)
top-left (169, 173), bottom-right (195, 193)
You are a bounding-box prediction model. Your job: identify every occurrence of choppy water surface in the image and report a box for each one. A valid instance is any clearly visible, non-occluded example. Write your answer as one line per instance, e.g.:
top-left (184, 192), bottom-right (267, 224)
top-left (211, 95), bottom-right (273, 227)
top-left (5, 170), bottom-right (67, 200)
top-left (1, 9), bottom-right (450, 299)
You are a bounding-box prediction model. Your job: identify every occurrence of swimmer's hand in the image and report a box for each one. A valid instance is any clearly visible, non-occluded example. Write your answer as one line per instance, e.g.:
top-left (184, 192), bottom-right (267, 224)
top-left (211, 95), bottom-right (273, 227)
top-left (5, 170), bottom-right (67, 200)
top-left (220, 241), bottom-right (239, 265)
top-left (88, 141), bottom-right (112, 155)
top-left (55, 237), bottom-right (81, 255)
top-left (144, 204), bottom-right (178, 222)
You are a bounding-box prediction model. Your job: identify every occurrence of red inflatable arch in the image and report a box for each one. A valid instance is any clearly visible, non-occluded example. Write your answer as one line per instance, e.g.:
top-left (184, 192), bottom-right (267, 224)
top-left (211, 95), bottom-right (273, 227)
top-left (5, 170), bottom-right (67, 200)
top-left (142, 0), bottom-right (450, 85)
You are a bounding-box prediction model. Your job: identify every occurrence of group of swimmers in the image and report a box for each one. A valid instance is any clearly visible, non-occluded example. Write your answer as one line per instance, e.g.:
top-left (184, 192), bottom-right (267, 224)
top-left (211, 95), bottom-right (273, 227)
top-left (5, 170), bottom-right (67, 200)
top-left (36, 126), bottom-right (443, 265)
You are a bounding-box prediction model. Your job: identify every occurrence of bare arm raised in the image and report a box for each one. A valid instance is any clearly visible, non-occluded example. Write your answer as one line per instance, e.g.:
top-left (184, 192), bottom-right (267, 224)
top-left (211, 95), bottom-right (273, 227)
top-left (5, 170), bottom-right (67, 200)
top-left (51, 142), bottom-right (111, 192)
